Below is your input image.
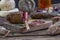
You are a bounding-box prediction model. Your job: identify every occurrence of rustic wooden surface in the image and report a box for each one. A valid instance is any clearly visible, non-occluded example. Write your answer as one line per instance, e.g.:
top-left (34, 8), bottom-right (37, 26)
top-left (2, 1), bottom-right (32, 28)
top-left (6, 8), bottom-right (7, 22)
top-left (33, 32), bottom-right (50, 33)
top-left (0, 35), bottom-right (60, 40)
top-left (0, 16), bottom-right (60, 40)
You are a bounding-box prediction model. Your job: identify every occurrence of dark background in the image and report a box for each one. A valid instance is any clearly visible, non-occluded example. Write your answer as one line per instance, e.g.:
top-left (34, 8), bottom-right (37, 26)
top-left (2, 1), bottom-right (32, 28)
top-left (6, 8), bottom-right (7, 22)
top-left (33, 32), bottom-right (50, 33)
top-left (15, 0), bottom-right (60, 8)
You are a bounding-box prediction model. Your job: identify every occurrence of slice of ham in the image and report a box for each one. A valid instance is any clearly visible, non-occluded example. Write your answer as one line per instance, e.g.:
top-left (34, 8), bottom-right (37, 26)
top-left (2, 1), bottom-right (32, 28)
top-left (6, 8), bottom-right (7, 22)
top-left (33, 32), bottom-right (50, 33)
top-left (48, 21), bottom-right (60, 34)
